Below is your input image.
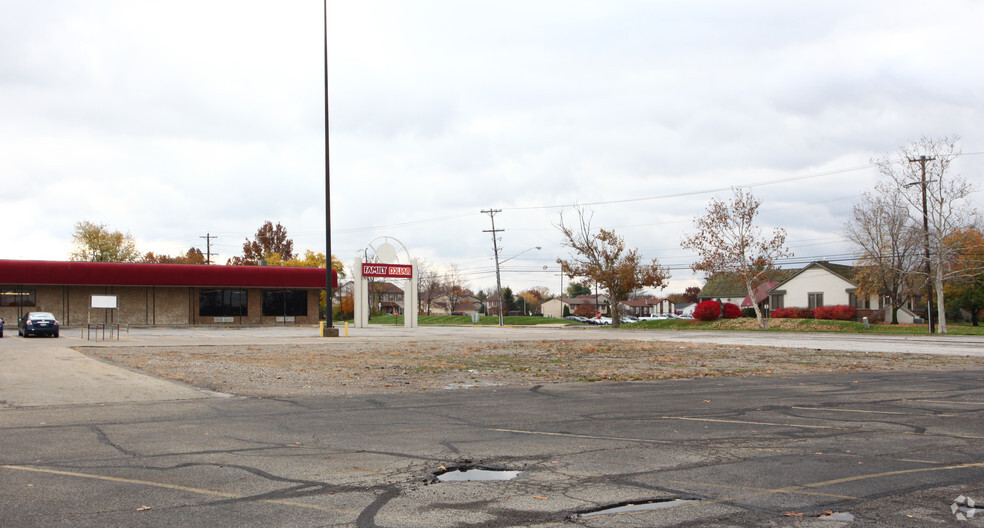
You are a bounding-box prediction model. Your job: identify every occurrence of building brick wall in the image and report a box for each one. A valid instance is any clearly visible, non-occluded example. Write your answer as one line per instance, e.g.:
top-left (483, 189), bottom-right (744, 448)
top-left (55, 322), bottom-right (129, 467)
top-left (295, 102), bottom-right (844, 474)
top-left (1, 283), bottom-right (318, 327)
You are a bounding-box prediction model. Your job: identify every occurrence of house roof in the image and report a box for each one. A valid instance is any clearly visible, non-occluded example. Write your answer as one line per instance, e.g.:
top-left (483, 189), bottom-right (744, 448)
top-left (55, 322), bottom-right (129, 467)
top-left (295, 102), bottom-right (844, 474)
top-left (622, 297), bottom-right (668, 307)
top-left (700, 270), bottom-right (795, 298)
top-left (699, 273), bottom-right (748, 297)
top-left (771, 261), bottom-right (860, 291)
top-left (740, 281), bottom-right (778, 307)
top-left (0, 259), bottom-right (337, 289)
top-left (369, 282), bottom-right (404, 294)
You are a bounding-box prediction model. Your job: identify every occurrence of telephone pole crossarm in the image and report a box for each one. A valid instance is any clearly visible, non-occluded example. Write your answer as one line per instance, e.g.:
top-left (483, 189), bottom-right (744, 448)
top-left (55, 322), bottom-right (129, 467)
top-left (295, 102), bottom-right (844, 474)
top-left (199, 233), bottom-right (218, 265)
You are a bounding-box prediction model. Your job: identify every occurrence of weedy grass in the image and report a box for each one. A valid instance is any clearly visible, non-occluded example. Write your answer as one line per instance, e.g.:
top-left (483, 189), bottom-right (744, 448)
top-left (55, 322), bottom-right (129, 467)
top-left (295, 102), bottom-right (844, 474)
top-left (623, 317), bottom-right (984, 335)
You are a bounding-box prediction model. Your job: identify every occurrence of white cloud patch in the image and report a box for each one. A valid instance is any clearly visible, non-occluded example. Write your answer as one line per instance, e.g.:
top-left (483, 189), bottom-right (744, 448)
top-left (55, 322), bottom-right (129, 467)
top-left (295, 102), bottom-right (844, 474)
top-left (1, 0), bottom-right (982, 295)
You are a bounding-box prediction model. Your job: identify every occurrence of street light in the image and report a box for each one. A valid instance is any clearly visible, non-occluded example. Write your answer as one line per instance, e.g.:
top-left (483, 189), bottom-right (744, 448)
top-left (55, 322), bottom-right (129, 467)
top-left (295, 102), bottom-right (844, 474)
top-left (494, 246), bottom-right (541, 326)
top-left (323, 1), bottom-right (335, 333)
top-left (520, 295), bottom-right (527, 316)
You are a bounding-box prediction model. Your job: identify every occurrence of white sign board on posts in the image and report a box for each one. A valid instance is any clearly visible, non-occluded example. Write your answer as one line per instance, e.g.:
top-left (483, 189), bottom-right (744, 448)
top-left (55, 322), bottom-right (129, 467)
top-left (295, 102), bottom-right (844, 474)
top-left (90, 295), bottom-right (119, 309)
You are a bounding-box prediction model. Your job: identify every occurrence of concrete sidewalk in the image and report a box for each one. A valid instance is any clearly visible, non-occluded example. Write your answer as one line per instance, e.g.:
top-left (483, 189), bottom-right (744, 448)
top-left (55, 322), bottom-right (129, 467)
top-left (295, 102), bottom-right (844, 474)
top-left (0, 338), bottom-right (218, 407)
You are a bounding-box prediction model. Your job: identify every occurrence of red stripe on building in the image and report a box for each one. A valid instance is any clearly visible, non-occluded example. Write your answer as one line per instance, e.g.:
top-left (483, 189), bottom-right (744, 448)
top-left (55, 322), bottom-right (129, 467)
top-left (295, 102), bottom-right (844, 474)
top-left (0, 260), bottom-right (338, 289)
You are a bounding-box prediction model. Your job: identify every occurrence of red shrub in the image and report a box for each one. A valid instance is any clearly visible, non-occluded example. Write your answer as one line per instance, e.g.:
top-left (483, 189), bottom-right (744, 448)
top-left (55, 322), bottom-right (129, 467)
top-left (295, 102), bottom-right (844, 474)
top-left (722, 303), bottom-right (742, 319)
top-left (772, 307), bottom-right (813, 319)
top-left (693, 300), bottom-right (721, 321)
top-left (813, 304), bottom-right (856, 321)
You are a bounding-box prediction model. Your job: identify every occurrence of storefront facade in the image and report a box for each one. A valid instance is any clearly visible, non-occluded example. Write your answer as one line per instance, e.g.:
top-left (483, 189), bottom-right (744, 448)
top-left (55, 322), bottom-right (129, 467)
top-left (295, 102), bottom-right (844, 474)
top-left (0, 260), bottom-right (337, 326)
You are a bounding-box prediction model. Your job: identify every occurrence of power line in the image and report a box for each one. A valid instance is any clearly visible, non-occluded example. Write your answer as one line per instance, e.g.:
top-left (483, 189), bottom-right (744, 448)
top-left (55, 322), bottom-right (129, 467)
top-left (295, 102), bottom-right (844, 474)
top-left (504, 164), bottom-right (878, 211)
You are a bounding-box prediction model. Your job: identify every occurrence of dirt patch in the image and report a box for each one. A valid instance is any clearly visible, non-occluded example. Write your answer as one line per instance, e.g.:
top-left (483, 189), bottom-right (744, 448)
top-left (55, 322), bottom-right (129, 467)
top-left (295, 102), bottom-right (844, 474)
top-left (79, 339), bottom-right (980, 398)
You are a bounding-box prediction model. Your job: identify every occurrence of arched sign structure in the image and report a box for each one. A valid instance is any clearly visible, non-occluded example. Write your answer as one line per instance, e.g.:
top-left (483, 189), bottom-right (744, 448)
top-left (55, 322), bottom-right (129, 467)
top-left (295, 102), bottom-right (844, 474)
top-left (353, 237), bottom-right (417, 328)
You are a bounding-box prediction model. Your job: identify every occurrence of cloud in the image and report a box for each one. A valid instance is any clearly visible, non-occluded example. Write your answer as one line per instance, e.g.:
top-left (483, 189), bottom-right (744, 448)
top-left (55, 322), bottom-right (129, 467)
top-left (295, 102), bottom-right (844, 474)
top-left (1, 0), bottom-right (982, 296)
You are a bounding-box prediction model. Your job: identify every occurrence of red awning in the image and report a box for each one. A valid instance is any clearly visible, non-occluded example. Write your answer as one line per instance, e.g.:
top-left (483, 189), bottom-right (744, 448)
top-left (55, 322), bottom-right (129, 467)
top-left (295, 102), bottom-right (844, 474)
top-left (0, 260), bottom-right (337, 289)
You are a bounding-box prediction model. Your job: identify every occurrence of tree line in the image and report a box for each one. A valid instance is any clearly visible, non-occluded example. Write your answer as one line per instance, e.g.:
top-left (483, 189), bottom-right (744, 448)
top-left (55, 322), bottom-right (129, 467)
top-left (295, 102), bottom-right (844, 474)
top-left (556, 136), bottom-right (981, 332)
top-left (66, 137), bottom-right (981, 330)
top-left (69, 220), bottom-right (345, 276)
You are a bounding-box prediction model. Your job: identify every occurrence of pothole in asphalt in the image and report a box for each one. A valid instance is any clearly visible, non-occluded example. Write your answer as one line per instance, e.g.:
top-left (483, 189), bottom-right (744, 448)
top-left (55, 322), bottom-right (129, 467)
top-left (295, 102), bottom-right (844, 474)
top-left (819, 511), bottom-right (855, 522)
top-left (433, 466), bottom-right (521, 482)
top-left (569, 498), bottom-right (700, 519)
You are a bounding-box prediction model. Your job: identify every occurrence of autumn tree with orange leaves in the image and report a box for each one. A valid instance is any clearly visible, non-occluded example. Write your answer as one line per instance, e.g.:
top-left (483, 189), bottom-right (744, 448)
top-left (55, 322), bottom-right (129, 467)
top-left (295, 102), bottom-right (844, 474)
top-left (557, 207), bottom-right (669, 327)
top-left (681, 188), bottom-right (792, 329)
top-left (943, 228), bottom-right (984, 326)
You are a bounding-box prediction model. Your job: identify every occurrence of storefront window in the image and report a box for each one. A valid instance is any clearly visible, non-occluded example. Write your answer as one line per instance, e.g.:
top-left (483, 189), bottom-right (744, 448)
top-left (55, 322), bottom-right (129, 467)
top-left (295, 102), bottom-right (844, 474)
top-left (262, 290), bottom-right (308, 316)
top-left (0, 289), bottom-right (36, 307)
top-left (199, 289), bottom-right (247, 317)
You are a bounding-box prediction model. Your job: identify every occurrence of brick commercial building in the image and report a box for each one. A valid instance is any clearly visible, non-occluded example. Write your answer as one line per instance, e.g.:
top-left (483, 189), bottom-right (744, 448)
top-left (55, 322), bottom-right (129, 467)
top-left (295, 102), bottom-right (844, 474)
top-left (0, 260), bottom-right (337, 327)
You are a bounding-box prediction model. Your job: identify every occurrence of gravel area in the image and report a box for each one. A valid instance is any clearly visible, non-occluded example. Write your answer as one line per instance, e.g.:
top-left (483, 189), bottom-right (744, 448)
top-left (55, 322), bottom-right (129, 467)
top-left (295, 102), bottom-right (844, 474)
top-left (80, 338), bottom-right (981, 398)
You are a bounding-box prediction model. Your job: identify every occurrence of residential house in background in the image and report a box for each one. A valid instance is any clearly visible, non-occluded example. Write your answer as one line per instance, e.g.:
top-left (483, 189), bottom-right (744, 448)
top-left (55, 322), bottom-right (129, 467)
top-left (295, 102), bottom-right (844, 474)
top-left (430, 294), bottom-right (480, 316)
top-left (696, 274), bottom-right (748, 306)
top-left (541, 294), bottom-right (610, 318)
top-left (338, 280), bottom-right (406, 315)
top-left (767, 261), bottom-right (917, 323)
top-left (740, 281), bottom-right (779, 313)
top-left (622, 297), bottom-right (674, 318)
top-left (769, 261), bottom-right (916, 323)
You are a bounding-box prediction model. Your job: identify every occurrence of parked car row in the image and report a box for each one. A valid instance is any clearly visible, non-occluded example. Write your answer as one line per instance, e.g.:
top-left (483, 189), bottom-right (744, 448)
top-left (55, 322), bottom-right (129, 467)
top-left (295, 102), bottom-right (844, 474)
top-left (563, 315), bottom-right (638, 325)
top-left (0, 312), bottom-right (60, 338)
top-left (564, 315), bottom-right (604, 325)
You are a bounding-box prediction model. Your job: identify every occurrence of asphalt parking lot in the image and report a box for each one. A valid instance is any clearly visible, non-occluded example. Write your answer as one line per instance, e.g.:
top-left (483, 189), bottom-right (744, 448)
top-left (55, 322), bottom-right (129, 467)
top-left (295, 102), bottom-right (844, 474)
top-left (2, 326), bottom-right (983, 526)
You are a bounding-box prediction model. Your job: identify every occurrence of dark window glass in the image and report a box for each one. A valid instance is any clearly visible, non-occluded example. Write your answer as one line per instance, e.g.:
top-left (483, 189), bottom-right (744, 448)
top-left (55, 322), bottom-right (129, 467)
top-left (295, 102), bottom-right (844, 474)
top-left (0, 289), bottom-right (36, 307)
top-left (808, 293), bottom-right (824, 310)
top-left (769, 294), bottom-right (784, 310)
top-left (262, 290), bottom-right (308, 316)
top-left (848, 292), bottom-right (870, 309)
top-left (199, 289), bottom-right (247, 317)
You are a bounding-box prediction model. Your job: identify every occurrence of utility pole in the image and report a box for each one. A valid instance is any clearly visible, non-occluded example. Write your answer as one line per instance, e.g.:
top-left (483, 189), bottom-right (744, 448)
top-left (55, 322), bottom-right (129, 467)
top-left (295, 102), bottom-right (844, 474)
top-left (908, 155), bottom-right (937, 334)
top-left (481, 209), bottom-right (505, 326)
top-left (199, 233), bottom-right (217, 264)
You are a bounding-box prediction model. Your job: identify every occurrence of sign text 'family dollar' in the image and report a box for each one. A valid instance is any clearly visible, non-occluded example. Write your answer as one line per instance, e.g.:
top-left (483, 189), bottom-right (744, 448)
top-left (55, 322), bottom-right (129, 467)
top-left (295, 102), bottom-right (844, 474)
top-left (361, 263), bottom-right (413, 279)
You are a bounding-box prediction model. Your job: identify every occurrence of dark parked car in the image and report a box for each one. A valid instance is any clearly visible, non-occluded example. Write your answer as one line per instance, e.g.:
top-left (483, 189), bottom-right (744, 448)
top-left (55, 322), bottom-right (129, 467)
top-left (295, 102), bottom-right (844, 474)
top-left (18, 312), bottom-right (60, 337)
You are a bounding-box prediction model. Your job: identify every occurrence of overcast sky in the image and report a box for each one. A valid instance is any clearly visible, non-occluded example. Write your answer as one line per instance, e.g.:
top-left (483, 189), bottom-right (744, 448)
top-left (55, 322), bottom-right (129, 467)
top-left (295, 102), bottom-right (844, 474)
top-left (2, 1), bottom-right (982, 296)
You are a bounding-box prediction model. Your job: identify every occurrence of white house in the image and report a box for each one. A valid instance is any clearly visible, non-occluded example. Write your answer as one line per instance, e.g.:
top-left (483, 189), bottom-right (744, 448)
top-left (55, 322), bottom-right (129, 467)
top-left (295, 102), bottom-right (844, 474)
top-left (768, 261), bottom-right (917, 323)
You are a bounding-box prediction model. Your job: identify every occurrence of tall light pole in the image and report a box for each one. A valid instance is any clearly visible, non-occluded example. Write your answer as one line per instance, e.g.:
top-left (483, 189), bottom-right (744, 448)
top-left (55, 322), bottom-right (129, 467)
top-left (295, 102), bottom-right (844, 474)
top-left (323, 1), bottom-right (335, 333)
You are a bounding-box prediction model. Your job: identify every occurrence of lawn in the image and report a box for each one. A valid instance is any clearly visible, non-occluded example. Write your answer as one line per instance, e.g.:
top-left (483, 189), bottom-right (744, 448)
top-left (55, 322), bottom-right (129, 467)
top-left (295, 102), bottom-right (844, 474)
top-left (623, 317), bottom-right (984, 335)
top-left (360, 314), bottom-right (984, 335)
top-left (368, 314), bottom-right (569, 326)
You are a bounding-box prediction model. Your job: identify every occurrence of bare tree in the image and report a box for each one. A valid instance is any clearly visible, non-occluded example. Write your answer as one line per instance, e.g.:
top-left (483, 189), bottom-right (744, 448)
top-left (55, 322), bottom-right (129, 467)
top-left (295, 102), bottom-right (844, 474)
top-left (681, 188), bottom-right (792, 329)
top-left (441, 263), bottom-right (468, 314)
top-left (844, 187), bottom-right (922, 323)
top-left (413, 258), bottom-right (441, 315)
top-left (876, 136), bottom-right (980, 333)
top-left (557, 206), bottom-right (669, 327)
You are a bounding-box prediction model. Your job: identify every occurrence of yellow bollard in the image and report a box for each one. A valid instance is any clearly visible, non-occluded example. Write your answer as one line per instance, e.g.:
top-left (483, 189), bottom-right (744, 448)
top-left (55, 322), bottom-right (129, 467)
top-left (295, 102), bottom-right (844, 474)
top-left (345, 322), bottom-right (349, 337)
top-left (319, 321), bottom-right (325, 337)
